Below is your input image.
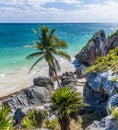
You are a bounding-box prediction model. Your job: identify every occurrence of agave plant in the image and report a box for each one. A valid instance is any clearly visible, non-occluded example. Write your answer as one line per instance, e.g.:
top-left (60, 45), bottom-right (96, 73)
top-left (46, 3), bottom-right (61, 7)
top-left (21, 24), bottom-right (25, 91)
top-left (0, 104), bottom-right (13, 130)
top-left (51, 87), bottom-right (83, 130)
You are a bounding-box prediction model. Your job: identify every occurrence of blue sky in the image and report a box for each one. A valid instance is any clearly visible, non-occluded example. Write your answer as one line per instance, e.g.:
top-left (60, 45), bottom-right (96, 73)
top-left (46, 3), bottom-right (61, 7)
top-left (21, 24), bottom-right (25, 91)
top-left (0, 0), bottom-right (118, 23)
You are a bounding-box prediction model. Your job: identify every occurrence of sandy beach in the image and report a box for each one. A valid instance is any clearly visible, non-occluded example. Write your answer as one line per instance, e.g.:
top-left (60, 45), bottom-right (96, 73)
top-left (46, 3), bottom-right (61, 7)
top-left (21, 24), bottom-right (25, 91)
top-left (0, 60), bottom-right (76, 98)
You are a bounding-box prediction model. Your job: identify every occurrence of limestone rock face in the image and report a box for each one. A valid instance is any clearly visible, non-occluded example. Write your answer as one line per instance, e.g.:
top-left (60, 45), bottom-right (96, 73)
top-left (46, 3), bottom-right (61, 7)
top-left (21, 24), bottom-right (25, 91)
top-left (75, 29), bottom-right (118, 66)
top-left (4, 85), bottom-right (51, 112)
top-left (2, 77), bottom-right (53, 115)
top-left (86, 115), bottom-right (118, 130)
top-left (107, 94), bottom-right (118, 114)
top-left (75, 30), bottom-right (107, 65)
top-left (103, 33), bottom-right (118, 55)
top-left (84, 70), bottom-right (118, 106)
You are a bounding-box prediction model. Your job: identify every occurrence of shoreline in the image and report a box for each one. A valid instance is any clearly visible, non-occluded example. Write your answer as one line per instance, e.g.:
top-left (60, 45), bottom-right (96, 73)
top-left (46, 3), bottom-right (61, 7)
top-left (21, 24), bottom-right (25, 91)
top-left (0, 60), bottom-right (75, 99)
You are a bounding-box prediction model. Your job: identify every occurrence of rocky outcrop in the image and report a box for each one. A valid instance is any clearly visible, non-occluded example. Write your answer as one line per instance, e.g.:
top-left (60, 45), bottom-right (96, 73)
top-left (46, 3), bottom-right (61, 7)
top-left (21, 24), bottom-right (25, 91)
top-left (1, 77), bottom-right (53, 115)
top-left (86, 115), bottom-right (118, 130)
top-left (83, 70), bottom-right (118, 129)
top-left (75, 30), bottom-right (107, 65)
top-left (75, 29), bottom-right (118, 66)
top-left (4, 85), bottom-right (51, 113)
top-left (84, 70), bottom-right (118, 105)
top-left (103, 30), bottom-right (118, 54)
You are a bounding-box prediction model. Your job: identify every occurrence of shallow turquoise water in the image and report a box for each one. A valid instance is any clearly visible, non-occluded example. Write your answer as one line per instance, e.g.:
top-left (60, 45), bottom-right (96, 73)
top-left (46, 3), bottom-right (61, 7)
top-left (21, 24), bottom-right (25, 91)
top-left (0, 23), bottom-right (118, 74)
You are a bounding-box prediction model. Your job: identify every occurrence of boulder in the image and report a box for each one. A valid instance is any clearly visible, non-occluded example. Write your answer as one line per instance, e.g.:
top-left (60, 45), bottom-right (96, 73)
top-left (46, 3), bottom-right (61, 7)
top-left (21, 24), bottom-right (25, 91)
top-left (33, 76), bottom-right (54, 88)
top-left (75, 30), bottom-right (107, 65)
top-left (61, 72), bottom-right (77, 90)
top-left (86, 115), bottom-right (118, 130)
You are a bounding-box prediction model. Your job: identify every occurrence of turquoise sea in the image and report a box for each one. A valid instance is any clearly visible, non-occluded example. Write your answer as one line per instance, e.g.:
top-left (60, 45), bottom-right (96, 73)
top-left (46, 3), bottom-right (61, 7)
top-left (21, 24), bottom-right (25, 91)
top-left (0, 23), bottom-right (118, 75)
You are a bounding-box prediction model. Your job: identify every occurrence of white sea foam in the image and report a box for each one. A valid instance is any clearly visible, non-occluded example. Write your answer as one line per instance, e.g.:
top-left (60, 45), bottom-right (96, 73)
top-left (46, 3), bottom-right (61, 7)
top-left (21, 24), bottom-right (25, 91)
top-left (0, 73), bottom-right (5, 77)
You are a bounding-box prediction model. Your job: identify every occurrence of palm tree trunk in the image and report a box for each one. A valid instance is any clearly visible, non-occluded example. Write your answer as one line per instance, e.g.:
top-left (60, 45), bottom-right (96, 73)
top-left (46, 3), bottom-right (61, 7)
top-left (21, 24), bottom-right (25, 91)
top-left (59, 114), bottom-right (70, 130)
top-left (54, 68), bottom-right (61, 88)
top-left (51, 59), bottom-right (60, 88)
top-left (48, 63), bottom-right (54, 77)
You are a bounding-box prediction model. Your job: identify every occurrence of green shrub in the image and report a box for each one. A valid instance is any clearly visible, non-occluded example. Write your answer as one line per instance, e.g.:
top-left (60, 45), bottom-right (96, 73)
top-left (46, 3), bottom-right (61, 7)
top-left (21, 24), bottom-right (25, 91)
top-left (107, 29), bottom-right (118, 39)
top-left (111, 78), bottom-right (118, 82)
top-left (44, 118), bottom-right (58, 130)
top-left (110, 106), bottom-right (115, 113)
top-left (80, 30), bottom-right (104, 53)
top-left (86, 47), bottom-right (118, 73)
top-left (22, 110), bottom-right (37, 129)
top-left (112, 108), bottom-right (118, 120)
top-left (0, 104), bottom-right (13, 130)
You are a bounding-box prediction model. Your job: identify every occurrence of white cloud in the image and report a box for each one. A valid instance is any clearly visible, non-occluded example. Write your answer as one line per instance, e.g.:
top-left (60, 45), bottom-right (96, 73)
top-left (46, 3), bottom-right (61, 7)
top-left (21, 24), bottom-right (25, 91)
top-left (0, 0), bottom-right (118, 23)
top-left (59, 0), bottom-right (81, 4)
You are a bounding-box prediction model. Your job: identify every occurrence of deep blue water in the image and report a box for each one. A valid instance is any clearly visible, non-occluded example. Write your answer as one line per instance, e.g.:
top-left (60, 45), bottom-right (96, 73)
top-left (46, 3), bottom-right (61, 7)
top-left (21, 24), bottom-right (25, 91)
top-left (0, 23), bottom-right (118, 74)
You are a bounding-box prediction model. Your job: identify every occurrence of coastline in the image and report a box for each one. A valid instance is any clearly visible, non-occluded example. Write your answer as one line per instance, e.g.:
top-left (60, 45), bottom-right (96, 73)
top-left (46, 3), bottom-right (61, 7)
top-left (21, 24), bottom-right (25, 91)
top-left (0, 59), bottom-right (75, 98)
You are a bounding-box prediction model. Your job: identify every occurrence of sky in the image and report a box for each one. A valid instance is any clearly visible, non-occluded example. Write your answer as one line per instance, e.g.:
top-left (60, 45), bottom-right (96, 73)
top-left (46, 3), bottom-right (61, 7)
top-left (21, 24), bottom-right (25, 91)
top-left (0, 0), bottom-right (118, 23)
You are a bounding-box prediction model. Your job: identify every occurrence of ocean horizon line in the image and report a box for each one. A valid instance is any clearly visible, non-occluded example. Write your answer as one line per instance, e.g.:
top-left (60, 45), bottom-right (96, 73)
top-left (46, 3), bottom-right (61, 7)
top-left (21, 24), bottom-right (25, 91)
top-left (0, 22), bottom-right (118, 24)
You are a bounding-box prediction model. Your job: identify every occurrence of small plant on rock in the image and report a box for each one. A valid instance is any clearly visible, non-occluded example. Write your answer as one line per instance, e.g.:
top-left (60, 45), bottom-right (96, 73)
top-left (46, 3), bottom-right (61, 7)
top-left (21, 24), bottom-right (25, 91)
top-left (111, 108), bottom-right (118, 120)
top-left (0, 104), bottom-right (13, 130)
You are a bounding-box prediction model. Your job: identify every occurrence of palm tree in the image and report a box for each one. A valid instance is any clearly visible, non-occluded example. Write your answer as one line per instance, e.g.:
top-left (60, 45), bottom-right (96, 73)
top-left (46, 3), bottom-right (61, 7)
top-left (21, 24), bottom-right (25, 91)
top-left (51, 87), bottom-right (83, 130)
top-left (26, 26), bottom-right (71, 87)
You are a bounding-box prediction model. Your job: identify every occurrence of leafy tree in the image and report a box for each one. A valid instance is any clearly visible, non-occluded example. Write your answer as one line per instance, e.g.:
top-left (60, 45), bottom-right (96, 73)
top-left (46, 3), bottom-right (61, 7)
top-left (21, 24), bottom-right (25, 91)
top-left (26, 26), bottom-right (71, 87)
top-left (51, 87), bottom-right (83, 130)
top-left (0, 104), bottom-right (13, 130)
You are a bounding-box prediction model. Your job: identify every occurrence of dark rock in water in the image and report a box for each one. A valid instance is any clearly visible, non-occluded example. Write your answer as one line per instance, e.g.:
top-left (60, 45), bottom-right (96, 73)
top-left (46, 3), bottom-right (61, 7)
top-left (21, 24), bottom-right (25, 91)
top-left (33, 76), bottom-right (54, 88)
top-left (86, 115), bottom-right (118, 130)
top-left (75, 30), bottom-right (107, 65)
top-left (4, 85), bottom-right (51, 113)
top-left (61, 72), bottom-right (77, 90)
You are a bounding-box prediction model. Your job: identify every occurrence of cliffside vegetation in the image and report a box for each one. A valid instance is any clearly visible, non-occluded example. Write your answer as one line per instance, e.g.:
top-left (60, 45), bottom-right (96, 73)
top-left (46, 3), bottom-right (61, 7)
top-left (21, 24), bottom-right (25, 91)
top-left (86, 47), bottom-right (118, 73)
top-left (80, 30), bottom-right (104, 52)
top-left (108, 29), bottom-right (118, 39)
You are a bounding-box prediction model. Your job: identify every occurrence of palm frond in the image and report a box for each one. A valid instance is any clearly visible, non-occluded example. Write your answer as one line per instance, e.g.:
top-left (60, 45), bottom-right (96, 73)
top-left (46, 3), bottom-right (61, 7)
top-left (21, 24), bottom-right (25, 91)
top-left (49, 29), bottom-right (56, 42)
top-left (28, 56), bottom-right (44, 74)
top-left (54, 40), bottom-right (68, 49)
top-left (32, 28), bottom-right (41, 41)
top-left (26, 52), bottom-right (44, 60)
top-left (55, 51), bottom-right (71, 61)
top-left (51, 86), bottom-right (83, 115)
top-left (35, 42), bottom-right (44, 50)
